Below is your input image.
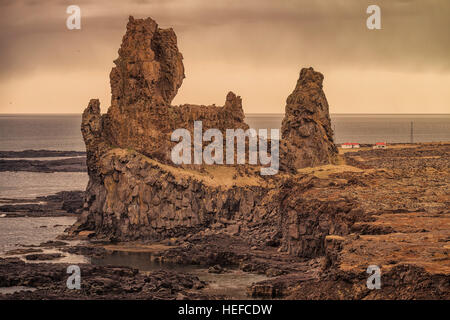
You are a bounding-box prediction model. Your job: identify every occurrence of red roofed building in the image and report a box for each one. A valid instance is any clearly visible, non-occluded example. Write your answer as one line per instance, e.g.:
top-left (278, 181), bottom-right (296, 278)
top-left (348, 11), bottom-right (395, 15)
top-left (341, 142), bottom-right (360, 149)
top-left (373, 142), bottom-right (387, 149)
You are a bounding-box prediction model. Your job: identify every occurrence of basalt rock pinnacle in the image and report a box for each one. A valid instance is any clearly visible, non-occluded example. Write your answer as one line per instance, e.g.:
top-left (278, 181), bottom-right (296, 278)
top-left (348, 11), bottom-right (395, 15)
top-left (110, 16), bottom-right (185, 106)
top-left (281, 67), bottom-right (338, 171)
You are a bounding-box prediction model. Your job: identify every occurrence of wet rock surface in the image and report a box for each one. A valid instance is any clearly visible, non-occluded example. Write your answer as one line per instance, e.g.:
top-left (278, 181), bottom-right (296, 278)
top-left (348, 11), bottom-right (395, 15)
top-left (0, 157), bottom-right (86, 173)
top-left (4, 248), bottom-right (43, 256)
top-left (0, 258), bottom-right (209, 300)
top-left (59, 245), bottom-right (108, 259)
top-left (0, 191), bottom-right (84, 217)
top-left (24, 253), bottom-right (63, 261)
top-left (0, 150), bottom-right (86, 173)
top-left (0, 150), bottom-right (85, 158)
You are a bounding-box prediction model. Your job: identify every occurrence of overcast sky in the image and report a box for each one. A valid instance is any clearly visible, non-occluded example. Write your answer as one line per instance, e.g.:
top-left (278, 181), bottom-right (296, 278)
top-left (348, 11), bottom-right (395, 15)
top-left (0, 0), bottom-right (449, 114)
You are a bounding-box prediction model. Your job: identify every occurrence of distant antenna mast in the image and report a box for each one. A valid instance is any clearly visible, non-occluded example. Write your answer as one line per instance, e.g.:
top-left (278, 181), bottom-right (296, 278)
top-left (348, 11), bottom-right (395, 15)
top-left (410, 121), bottom-right (414, 144)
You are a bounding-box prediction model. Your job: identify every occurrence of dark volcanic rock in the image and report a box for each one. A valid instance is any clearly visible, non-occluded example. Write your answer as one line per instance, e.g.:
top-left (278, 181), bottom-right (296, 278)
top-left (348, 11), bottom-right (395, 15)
top-left (5, 248), bottom-right (43, 256)
top-left (110, 16), bottom-right (185, 107)
top-left (65, 15), bottom-right (450, 301)
top-left (0, 157), bottom-right (86, 173)
top-left (287, 264), bottom-right (450, 300)
top-left (36, 240), bottom-right (69, 248)
top-left (38, 191), bottom-right (84, 214)
top-left (0, 258), bottom-right (209, 300)
top-left (71, 148), bottom-right (271, 240)
top-left (24, 253), bottom-right (63, 261)
top-left (0, 150), bottom-right (85, 158)
top-left (82, 16), bottom-right (248, 170)
top-left (60, 245), bottom-right (108, 258)
top-left (72, 16), bottom-right (340, 243)
top-left (0, 191), bottom-right (84, 217)
top-left (280, 67), bottom-right (338, 171)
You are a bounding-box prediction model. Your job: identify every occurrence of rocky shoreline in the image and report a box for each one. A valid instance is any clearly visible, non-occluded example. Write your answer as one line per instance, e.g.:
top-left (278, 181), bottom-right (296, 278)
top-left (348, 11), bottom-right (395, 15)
top-left (0, 257), bottom-right (211, 300)
top-left (0, 150), bottom-right (85, 159)
top-left (0, 157), bottom-right (86, 173)
top-left (0, 150), bottom-right (86, 217)
top-left (0, 191), bottom-right (84, 217)
top-left (0, 150), bottom-right (86, 173)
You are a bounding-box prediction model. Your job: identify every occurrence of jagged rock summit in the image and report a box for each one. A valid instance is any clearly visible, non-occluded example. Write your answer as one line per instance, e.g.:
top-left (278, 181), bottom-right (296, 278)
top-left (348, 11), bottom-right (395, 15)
top-left (110, 16), bottom-right (185, 106)
top-left (281, 67), bottom-right (338, 171)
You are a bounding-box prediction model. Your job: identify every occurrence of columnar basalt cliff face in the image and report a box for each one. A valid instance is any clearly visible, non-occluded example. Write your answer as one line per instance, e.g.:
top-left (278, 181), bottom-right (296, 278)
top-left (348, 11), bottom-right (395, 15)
top-left (72, 148), bottom-right (275, 240)
top-left (280, 67), bottom-right (338, 171)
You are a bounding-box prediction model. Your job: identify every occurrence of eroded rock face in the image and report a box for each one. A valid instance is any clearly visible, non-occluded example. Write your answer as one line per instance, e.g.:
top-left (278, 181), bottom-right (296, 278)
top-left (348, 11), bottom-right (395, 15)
top-left (110, 16), bottom-right (184, 107)
top-left (280, 67), bottom-right (338, 171)
top-left (71, 25), bottom-right (450, 300)
top-left (72, 148), bottom-right (270, 240)
top-left (279, 178), bottom-right (359, 258)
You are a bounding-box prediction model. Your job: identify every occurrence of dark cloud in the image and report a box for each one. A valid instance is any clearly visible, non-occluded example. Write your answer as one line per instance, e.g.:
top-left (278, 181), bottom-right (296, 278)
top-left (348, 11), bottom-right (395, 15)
top-left (0, 0), bottom-right (449, 80)
top-left (0, 0), bottom-right (449, 113)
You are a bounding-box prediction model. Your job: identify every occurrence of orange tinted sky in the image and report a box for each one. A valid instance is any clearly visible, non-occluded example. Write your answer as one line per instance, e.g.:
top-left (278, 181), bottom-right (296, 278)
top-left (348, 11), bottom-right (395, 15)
top-left (0, 0), bottom-right (449, 114)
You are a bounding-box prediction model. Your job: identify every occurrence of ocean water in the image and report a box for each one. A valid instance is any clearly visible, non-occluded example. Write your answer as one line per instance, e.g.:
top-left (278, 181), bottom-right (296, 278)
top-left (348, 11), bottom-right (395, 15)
top-left (246, 114), bottom-right (450, 144)
top-left (0, 171), bottom-right (88, 199)
top-left (0, 114), bottom-right (449, 153)
top-left (0, 114), bottom-right (85, 151)
top-left (0, 216), bottom-right (76, 253)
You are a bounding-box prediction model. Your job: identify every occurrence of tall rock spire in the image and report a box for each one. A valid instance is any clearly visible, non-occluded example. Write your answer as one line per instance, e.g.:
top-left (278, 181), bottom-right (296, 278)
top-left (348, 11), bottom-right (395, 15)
top-left (280, 67), bottom-right (338, 170)
top-left (110, 16), bottom-right (185, 107)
